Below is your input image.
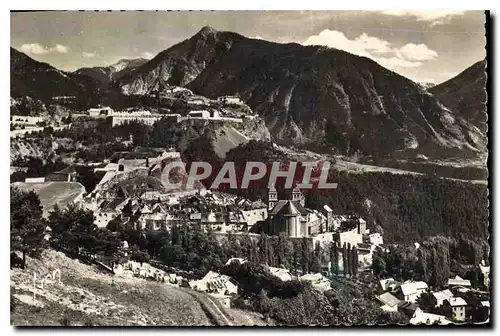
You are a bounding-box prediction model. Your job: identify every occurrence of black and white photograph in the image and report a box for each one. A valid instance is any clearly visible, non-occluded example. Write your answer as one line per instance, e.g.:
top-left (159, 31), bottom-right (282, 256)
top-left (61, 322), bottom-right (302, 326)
top-left (9, 9), bottom-right (490, 327)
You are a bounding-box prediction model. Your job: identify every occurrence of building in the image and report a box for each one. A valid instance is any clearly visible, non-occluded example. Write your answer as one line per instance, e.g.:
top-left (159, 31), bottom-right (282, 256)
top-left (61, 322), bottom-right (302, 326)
top-left (188, 110), bottom-right (211, 119)
top-left (396, 281), bottom-right (428, 303)
top-left (225, 258), bottom-right (247, 266)
top-left (480, 264), bottom-right (490, 287)
top-left (163, 113), bottom-right (183, 123)
top-left (267, 188), bottom-right (318, 238)
top-left (52, 96), bottom-right (76, 104)
top-left (186, 97), bottom-right (206, 105)
top-left (433, 289), bottom-right (454, 307)
top-left (268, 267), bottom-right (292, 281)
top-left (445, 297), bottom-right (467, 322)
top-left (322, 205), bottom-right (333, 230)
top-left (46, 166), bottom-right (79, 182)
top-left (447, 276), bottom-right (471, 288)
top-left (88, 106), bottom-right (113, 117)
top-left (380, 278), bottom-right (400, 292)
top-left (218, 96), bottom-right (243, 105)
top-left (11, 115), bottom-right (46, 125)
top-left (189, 271), bottom-right (238, 295)
top-left (94, 198), bottom-right (127, 228)
top-left (368, 232), bottom-right (384, 246)
top-left (268, 187), bottom-right (278, 210)
top-left (376, 292), bottom-right (400, 312)
top-left (410, 308), bottom-right (451, 325)
top-left (268, 200), bottom-right (308, 237)
top-left (110, 110), bottom-right (163, 126)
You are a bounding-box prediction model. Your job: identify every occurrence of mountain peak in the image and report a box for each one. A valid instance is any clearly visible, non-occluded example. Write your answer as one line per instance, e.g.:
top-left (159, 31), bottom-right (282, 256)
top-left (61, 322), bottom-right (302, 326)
top-left (197, 26), bottom-right (218, 36)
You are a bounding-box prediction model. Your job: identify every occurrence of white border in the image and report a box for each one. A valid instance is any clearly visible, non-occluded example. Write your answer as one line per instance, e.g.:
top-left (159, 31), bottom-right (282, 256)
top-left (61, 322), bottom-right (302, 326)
top-left (2, 2), bottom-right (497, 335)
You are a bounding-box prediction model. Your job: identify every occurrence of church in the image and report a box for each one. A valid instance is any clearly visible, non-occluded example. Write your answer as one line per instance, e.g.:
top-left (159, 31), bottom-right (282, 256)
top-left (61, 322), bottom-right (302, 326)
top-left (267, 187), bottom-right (320, 238)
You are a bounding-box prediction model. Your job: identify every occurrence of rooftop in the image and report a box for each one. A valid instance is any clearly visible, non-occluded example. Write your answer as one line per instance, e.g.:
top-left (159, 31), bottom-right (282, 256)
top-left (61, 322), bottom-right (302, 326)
top-left (400, 281), bottom-right (428, 296)
top-left (448, 297), bottom-right (467, 307)
top-left (269, 200), bottom-right (307, 216)
top-left (377, 292), bottom-right (400, 307)
top-left (433, 289), bottom-right (454, 301)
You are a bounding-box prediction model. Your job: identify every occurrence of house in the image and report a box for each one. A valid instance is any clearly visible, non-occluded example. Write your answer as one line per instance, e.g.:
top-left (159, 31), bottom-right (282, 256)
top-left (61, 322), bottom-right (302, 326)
top-left (480, 265), bottom-right (490, 287)
top-left (368, 232), bottom-right (384, 246)
top-left (25, 177), bottom-right (46, 183)
top-left (189, 271), bottom-right (238, 295)
top-left (94, 198), bottom-right (127, 227)
top-left (376, 292), bottom-right (400, 312)
top-left (218, 95), bottom-right (243, 105)
top-left (447, 275), bottom-right (471, 288)
top-left (186, 97), bottom-right (206, 105)
top-left (225, 258), bottom-right (247, 266)
top-left (268, 267), bottom-right (292, 282)
top-left (88, 106), bottom-right (113, 117)
top-left (299, 273), bottom-right (332, 292)
top-left (46, 166), bottom-right (79, 182)
top-left (444, 297), bottom-right (467, 322)
top-left (44, 225), bottom-right (52, 241)
top-left (396, 281), bottom-right (428, 303)
top-left (379, 278), bottom-right (399, 292)
top-left (433, 289), bottom-right (454, 307)
top-left (410, 308), bottom-right (451, 325)
top-left (188, 110), bottom-right (210, 118)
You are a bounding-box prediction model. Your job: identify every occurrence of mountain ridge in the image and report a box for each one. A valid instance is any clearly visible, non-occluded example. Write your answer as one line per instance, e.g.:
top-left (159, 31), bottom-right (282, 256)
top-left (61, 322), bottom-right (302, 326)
top-left (429, 60), bottom-right (487, 132)
top-left (10, 47), bottom-right (99, 105)
top-left (74, 58), bottom-right (149, 85)
top-left (115, 26), bottom-right (486, 159)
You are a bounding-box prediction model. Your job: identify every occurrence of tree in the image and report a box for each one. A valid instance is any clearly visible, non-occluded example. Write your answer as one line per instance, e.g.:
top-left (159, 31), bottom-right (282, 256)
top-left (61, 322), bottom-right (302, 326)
top-left (258, 233), bottom-right (271, 265)
top-left (310, 241), bottom-right (322, 273)
top-left (10, 187), bottom-right (46, 267)
top-left (372, 249), bottom-right (386, 278)
top-left (346, 243), bottom-right (352, 277)
top-left (131, 249), bottom-right (150, 266)
top-left (330, 242), bottom-right (339, 276)
top-left (342, 243), bottom-right (348, 277)
top-left (226, 231), bottom-right (241, 259)
top-left (301, 237), bottom-right (311, 274)
top-left (275, 233), bottom-right (289, 268)
top-left (351, 246), bottom-right (358, 278)
top-left (416, 290), bottom-right (437, 313)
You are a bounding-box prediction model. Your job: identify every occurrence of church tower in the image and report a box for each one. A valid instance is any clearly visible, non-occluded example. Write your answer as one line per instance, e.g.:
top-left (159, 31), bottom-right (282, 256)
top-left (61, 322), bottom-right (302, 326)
top-left (268, 187), bottom-right (278, 210)
top-left (292, 187), bottom-right (305, 207)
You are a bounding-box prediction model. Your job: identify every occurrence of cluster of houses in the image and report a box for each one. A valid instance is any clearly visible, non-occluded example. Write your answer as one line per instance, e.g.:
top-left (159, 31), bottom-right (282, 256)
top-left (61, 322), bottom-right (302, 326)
top-left (375, 267), bottom-right (490, 324)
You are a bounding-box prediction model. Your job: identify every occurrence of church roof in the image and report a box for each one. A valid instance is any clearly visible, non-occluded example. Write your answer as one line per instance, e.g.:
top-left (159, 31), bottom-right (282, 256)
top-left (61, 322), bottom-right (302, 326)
top-left (270, 200), bottom-right (306, 216)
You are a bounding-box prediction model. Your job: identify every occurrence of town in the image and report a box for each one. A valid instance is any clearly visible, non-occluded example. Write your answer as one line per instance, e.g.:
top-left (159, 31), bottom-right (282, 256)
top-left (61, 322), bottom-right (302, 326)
top-left (10, 11), bottom-right (489, 327)
top-left (11, 138), bottom-right (491, 325)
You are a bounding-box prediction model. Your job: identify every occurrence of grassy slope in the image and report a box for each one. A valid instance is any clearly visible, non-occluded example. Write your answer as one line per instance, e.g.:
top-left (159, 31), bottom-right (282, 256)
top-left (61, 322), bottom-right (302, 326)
top-left (11, 249), bottom-right (269, 326)
top-left (10, 250), bottom-right (212, 326)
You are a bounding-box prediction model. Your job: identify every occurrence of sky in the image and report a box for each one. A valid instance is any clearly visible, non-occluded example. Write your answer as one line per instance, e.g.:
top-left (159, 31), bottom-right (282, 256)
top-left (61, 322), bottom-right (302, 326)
top-left (10, 10), bottom-right (486, 84)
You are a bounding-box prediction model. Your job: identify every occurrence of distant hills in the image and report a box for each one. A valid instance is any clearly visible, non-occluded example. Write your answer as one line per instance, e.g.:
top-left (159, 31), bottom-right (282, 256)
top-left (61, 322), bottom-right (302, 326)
top-left (74, 58), bottom-right (149, 86)
top-left (10, 47), bottom-right (99, 104)
top-left (10, 27), bottom-right (488, 159)
top-left (430, 60), bottom-right (487, 132)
